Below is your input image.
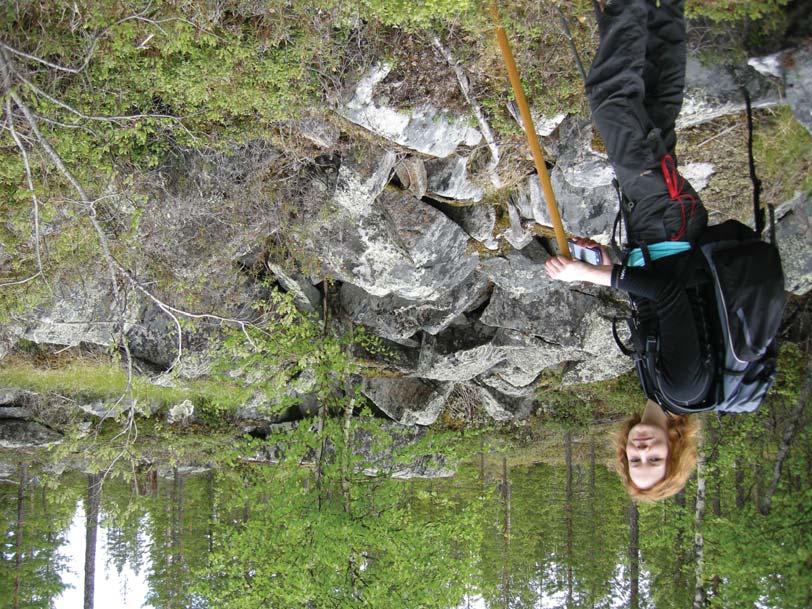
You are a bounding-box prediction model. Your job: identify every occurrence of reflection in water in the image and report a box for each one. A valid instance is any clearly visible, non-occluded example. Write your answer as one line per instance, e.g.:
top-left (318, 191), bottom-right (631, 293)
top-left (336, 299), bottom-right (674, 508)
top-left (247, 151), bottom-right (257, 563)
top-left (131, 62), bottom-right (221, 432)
top-left (2, 425), bottom-right (811, 609)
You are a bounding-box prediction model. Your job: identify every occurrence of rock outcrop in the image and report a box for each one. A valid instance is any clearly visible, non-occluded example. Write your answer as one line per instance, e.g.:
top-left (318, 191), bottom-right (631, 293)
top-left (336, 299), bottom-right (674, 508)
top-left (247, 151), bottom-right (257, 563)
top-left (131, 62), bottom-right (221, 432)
top-left (340, 64), bottom-right (482, 158)
top-left (4, 43), bottom-right (810, 431)
top-left (773, 191), bottom-right (812, 296)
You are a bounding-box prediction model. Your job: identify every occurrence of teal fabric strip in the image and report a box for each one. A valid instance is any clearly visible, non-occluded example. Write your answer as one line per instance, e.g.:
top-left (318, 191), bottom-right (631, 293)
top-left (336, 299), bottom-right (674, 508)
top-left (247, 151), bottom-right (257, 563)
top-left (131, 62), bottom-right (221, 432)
top-left (626, 242), bottom-right (691, 267)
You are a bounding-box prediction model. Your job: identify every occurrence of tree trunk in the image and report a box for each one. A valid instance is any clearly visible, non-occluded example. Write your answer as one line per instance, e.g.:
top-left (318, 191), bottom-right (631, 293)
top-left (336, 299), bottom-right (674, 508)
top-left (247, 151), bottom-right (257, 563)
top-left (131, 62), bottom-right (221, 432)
top-left (734, 457), bottom-right (746, 510)
top-left (13, 463), bottom-right (28, 609)
top-left (761, 364), bottom-right (810, 515)
top-left (673, 486), bottom-right (687, 591)
top-left (692, 462), bottom-right (706, 609)
top-left (341, 381), bottom-right (356, 514)
top-left (709, 421), bottom-right (721, 517)
top-left (207, 470), bottom-right (215, 555)
top-left (502, 456), bottom-right (511, 609)
top-left (565, 432), bottom-right (574, 609)
top-left (314, 398), bottom-right (329, 510)
top-left (84, 473), bottom-right (102, 609)
top-left (589, 439), bottom-right (596, 498)
top-left (629, 500), bottom-right (640, 609)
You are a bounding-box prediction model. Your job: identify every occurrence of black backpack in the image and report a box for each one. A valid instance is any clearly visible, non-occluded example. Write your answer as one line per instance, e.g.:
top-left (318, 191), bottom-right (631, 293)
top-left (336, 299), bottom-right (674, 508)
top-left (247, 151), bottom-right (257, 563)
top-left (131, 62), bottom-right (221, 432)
top-left (611, 91), bottom-right (787, 415)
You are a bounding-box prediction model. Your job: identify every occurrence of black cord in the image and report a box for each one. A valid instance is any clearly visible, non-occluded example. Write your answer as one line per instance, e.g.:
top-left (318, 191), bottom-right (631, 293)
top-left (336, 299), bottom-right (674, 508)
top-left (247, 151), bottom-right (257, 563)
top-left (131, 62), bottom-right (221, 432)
top-left (742, 86), bottom-right (765, 237)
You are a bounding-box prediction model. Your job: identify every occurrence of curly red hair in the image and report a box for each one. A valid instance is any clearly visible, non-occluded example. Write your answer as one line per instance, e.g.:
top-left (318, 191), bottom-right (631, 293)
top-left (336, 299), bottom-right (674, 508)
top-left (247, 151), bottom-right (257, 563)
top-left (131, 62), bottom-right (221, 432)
top-left (615, 411), bottom-right (701, 502)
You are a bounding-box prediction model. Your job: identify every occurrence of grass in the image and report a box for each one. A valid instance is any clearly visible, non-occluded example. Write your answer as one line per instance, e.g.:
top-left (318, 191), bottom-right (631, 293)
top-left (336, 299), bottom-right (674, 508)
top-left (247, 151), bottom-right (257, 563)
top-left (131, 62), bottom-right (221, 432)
top-left (754, 106), bottom-right (812, 204)
top-left (677, 107), bottom-right (812, 223)
top-left (0, 358), bottom-right (252, 416)
top-left (534, 366), bottom-right (641, 428)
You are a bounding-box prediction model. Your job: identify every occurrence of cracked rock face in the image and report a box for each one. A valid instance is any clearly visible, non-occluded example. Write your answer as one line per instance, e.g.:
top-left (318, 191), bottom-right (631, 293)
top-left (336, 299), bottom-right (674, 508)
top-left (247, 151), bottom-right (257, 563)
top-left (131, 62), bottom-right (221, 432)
top-left (18, 279), bottom-right (138, 349)
top-left (785, 46), bottom-right (812, 136)
top-left (340, 64), bottom-right (482, 158)
top-left (429, 200), bottom-right (498, 250)
top-left (361, 377), bottom-right (453, 425)
top-left (0, 419), bottom-right (62, 449)
top-left (126, 303), bottom-right (181, 370)
top-left (308, 147), bottom-right (480, 301)
top-left (773, 191), bottom-right (812, 296)
top-left (425, 156), bottom-right (485, 202)
top-left (340, 271), bottom-right (489, 342)
top-left (678, 56), bottom-right (780, 129)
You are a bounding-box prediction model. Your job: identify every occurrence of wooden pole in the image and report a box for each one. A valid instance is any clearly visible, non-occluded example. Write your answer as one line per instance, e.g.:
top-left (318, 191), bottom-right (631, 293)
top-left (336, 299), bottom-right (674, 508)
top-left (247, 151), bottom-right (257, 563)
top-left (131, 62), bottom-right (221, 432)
top-left (490, 0), bottom-right (570, 257)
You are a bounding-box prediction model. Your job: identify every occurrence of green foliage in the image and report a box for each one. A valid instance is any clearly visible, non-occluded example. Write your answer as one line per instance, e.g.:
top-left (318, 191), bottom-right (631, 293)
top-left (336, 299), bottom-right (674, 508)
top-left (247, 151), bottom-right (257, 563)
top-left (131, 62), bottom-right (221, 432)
top-left (193, 419), bottom-right (488, 609)
top-left (212, 288), bottom-right (382, 415)
top-left (355, 0), bottom-right (476, 27)
top-left (535, 368), bottom-right (640, 429)
top-left (686, 0), bottom-right (790, 21)
top-left (0, 465), bottom-right (78, 609)
top-left (755, 106), bottom-right (812, 203)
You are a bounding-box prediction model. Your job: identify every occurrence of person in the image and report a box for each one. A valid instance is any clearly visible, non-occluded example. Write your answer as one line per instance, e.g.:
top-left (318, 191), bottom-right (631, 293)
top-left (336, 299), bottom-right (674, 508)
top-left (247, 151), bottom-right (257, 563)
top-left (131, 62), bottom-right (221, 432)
top-left (544, 0), bottom-right (708, 501)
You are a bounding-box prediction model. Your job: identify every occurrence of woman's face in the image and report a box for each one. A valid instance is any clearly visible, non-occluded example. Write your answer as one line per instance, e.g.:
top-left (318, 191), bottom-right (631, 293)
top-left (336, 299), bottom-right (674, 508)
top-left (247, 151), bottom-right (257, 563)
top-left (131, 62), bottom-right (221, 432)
top-left (626, 422), bottom-right (669, 489)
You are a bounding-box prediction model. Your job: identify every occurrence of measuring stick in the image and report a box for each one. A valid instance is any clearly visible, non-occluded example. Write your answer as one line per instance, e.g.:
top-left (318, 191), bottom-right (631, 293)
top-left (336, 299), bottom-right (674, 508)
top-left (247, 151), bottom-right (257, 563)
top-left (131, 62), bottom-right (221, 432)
top-left (490, 1), bottom-right (570, 257)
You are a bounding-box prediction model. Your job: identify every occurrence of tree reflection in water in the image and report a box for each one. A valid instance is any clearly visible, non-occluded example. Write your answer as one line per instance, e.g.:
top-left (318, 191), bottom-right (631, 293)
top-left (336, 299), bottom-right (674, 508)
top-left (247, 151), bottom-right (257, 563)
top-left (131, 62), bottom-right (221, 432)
top-left (2, 411), bottom-right (812, 609)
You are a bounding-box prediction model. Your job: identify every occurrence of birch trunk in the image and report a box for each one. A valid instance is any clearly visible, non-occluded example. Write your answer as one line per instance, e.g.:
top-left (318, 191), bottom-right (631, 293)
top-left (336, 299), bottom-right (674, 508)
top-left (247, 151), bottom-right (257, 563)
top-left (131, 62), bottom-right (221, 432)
top-left (692, 462), bottom-right (706, 609)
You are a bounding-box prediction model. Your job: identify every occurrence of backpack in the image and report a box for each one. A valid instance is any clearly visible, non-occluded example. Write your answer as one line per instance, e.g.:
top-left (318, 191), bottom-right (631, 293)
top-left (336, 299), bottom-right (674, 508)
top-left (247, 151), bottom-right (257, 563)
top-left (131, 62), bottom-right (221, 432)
top-left (611, 90), bottom-right (787, 415)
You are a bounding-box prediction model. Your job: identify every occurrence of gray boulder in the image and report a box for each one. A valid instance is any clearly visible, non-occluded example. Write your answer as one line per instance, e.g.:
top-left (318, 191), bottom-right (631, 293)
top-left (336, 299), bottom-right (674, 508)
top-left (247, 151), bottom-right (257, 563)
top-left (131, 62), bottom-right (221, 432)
top-left (0, 388), bottom-right (37, 408)
top-left (415, 325), bottom-right (506, 382)
top-left (19, 279), bottom-right (138, 348)
top-left (773, 191), bottom-right (812, 295)
top-left (167, 399), bottom-right (196, 425)
top-left (0, 406), bottom-right (34, 419)
top-left (785, 46), bottom-right (812, 136)
top-left (429, 200), bottom-right (498, 250)
top-left (340, 64), bottom-right (482, 157)
top-left (425, 156), bottom-right (485, 202)
top-left (362, 377), bottom-right (453, 425)
top-left (340, 271), bottom-right (489, 342)
top-left (478, 245), bottom-right (632, 384)
top-left (0, 419), bottom-right (62, 449)
top-left (126, 303), bottom-right (180, 369)
top-left (678, 56), bottom-right (780, 129)
top-left (309, 147), bottom-right (480, 301)
top-left (0, 325), bottom-right (23, 361)
top-left (395, 157), bottom-right (428, 199)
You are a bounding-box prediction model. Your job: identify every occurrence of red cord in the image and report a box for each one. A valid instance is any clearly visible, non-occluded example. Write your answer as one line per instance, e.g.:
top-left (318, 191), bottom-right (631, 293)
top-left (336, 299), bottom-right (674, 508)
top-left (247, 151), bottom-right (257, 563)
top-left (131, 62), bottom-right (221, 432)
top-left (660, 154), bottom-right (697, 241)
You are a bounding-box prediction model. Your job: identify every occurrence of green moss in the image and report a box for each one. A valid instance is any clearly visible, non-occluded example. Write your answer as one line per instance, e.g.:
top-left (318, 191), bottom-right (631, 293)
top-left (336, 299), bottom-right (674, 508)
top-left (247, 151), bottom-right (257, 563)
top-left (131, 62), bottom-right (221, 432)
top-left (755, 106), bottom-right (812, 204)
top-left (686, 0), bottom-right (790, 21)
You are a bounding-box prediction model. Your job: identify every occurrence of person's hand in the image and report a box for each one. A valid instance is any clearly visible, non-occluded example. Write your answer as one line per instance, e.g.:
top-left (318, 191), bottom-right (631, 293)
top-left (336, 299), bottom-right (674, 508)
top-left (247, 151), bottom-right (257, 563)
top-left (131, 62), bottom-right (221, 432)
top-left (572, 237), bottom-right (613, 265)
top-left (544, 256), bottom-right (591, 283)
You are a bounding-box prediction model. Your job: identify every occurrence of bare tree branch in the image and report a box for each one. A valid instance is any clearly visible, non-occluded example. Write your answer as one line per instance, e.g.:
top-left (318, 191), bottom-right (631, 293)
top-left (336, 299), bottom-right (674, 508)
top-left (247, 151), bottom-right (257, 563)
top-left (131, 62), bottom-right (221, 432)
top-left (5, 98), bottom-right (50, 294)
top-left (431, 35), bottom-right (502, 188)
top-left (0, 273), bottom-right (41, 288)
top-left (760, 352), bottom-right (812, 515)
top-left (12, 67), bottom-right (197, 139)
top-left (0, 40), bottom-right (93, 75)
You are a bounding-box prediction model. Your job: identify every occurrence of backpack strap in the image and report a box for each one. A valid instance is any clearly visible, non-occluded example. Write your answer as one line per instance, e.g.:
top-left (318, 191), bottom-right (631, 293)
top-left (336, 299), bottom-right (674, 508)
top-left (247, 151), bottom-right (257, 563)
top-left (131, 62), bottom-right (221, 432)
top-left (610, 177), bottom-right (630, 258)
top-left (742, 86), bottom-right (766, 239)
top-left (612, 317), bottom-right (637, 357)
